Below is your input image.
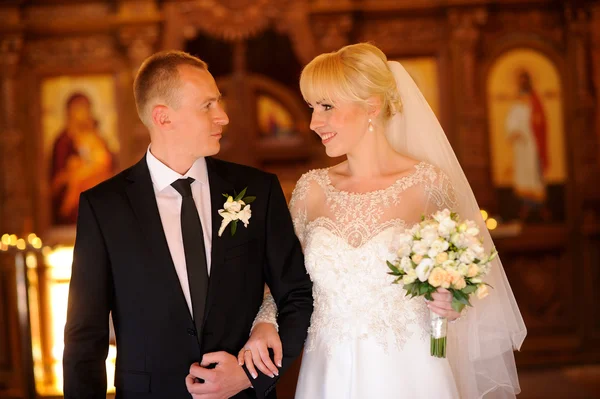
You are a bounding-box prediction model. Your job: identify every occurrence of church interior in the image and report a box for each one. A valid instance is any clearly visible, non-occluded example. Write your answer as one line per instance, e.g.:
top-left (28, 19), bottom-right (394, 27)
top-left (1, 0), bottom-right (600, 397)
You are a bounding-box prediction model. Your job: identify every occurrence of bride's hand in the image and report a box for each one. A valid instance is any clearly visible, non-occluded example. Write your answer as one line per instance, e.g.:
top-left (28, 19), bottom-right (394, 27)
top-left (237, 322), bottom-right (282, 379)
top-left (427, 288), bottom-right (461, 321)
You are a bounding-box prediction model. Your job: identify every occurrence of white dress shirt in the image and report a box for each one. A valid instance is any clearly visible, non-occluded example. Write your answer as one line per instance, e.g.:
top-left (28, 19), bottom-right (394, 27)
top-left (146, 147), bottom-right (212, 316)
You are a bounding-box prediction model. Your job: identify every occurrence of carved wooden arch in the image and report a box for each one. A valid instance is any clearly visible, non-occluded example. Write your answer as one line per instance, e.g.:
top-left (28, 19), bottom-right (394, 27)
top-left (160, 0), bottom-right (317, 64)
top-left (216, 73), bottom-right (316, 158)
top-left (479, 36), bottom-right (574, 220)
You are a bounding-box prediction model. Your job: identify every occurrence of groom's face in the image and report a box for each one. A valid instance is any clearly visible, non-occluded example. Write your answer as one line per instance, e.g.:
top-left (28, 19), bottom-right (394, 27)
top-left (169, 65), bottom-right (229, 158)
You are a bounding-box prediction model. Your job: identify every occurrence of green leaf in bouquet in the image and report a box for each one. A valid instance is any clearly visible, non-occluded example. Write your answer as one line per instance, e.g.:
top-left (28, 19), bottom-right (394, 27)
top-left (234, 187), bottom-right (248, 201)
top-left (393, 277), bottom-right (403, 284)
top-left (451, 298), bottom-right (466, 313)
top-left (452, 289), bottom-right (472, 308)
top-left (419, 284), bottom-right (429, 295)
top-left (387, 260), bottom-right (401, 274)
top-left (231, 220), bottom-right (238, 236)
top-left (222, 193), bottom-right (230, 198)
top-left (243, 196), bottom-right (256, 204)
top-left (462, 284), bottom-right (478, 295)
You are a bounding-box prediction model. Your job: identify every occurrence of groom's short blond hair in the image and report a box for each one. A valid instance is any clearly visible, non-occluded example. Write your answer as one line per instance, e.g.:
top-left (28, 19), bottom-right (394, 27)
top-left (134, 50), bottom-right (208, 127)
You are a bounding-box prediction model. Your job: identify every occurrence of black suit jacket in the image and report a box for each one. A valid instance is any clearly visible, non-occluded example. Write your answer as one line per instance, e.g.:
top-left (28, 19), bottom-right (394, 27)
top-left (63, 156), bottom-right (313, 399)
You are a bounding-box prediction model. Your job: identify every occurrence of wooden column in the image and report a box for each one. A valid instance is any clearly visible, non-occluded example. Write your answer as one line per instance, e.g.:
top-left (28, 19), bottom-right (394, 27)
top-left (447, 8), bottom-right (493, 209)
top-left (117, 1), bottom-right (160, 164)
top-left (0, 28), bottom-right (30, 397)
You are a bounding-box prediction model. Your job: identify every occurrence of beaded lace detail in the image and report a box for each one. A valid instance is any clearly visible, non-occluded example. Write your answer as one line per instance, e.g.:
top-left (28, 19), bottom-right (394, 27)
top-left (287, 162), bottom-right (457, 355)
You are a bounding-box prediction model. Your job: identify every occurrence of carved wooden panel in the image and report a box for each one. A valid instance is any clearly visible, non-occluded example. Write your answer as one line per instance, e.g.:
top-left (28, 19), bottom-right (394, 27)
top-left (358, 17), bottom-right (445, 55)
top-left (0, 260), bottom-right (21, 395)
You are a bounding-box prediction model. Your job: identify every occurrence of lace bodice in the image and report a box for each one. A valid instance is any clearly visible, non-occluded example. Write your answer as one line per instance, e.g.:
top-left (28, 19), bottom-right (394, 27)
top-left (289, 162), bottom-right (457, 355)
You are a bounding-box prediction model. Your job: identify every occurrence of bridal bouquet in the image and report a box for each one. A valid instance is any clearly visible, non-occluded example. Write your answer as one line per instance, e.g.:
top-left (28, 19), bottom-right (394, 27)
top-left (386, 209), bottom-right (496, 358)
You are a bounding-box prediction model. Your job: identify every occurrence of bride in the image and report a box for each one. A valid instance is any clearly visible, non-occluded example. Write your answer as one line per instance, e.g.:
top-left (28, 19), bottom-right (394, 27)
top-left (241, 42), bottom-right (526, 398)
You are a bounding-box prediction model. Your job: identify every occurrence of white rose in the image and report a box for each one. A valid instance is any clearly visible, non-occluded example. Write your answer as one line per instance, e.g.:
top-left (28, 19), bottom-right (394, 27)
top-left (402, 269), bottom-right (418, 285)
top-left (451, 232), bottom-right (462, 246)
top-left (465, 220), bottom-right (480, 237)
top-left (397, 233), bottom-right (414, 247)
top-left (412, 241), bottom-right (429, 256)
top-left (396, 244), bottom-right (412, 258)
top-left (433, 209), bottom-right (452, 222)
top-left (237, 204), bottom-right (252, 227)
top-left (443, 259), bottom-right (458, 269)
top-left (224, 197), bottom-right (243, 213)
top-left (408, 224), bottom-right (421, 238)
top-left (459, 250), bottom-right (476, 264)
top-left (437, 218), bottom-right (457, 238)
top-left (421, 225), bottom-right (439, 246)
top-left (458, 264), bottom-right (469, 276)
top-left (429, 239), bottom-right (450, 258)
top-left (416, 258), bottom-right (435, 282)
top-left (400, 257), bottom-right (413, 273)
top-left (472, 243), bottom-right (485, 258)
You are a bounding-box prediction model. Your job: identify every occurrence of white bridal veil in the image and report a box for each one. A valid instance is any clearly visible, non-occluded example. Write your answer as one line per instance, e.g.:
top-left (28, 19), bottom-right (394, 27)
top-left (385, 61), bottom-right (527, 398)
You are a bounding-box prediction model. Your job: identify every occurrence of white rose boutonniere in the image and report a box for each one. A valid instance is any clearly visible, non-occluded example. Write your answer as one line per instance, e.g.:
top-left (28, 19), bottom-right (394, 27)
top-left (218, 187), bottom-right (255, 237)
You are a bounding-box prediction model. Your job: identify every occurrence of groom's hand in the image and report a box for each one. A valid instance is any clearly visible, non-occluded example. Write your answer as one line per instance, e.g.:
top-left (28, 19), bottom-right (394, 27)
top-left (186, 351), bottom-right (252, 399)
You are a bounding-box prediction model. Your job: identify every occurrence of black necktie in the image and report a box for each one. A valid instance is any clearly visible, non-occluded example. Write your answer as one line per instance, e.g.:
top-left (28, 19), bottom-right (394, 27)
top-left (171, 177), bottom-right (209, 344)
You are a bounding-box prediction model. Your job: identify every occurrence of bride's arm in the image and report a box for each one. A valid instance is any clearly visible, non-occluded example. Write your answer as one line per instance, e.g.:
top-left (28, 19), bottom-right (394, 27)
top-left (238, 174), bottom-right (312, 379)
top-left (238, 285), bottom-right (281, 379)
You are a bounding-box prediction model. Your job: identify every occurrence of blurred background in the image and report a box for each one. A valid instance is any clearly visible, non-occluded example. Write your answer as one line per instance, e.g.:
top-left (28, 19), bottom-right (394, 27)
top-left (0, 0), bottom-right (599, 397)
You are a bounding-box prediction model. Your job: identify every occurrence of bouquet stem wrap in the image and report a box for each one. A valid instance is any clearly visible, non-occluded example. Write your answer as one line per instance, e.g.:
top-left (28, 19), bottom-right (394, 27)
top-left (430, 309), bottom-right (447, 358)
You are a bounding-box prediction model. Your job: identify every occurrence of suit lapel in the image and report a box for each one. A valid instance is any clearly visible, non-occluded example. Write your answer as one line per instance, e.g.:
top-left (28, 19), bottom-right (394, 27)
top-left (125, 156), bottom-right (192, 320)
top-left (204, 157), bottom-right (234, 316)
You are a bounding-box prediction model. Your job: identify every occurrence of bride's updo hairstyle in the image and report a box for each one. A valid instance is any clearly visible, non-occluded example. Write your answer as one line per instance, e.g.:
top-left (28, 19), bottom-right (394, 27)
top-left (299, 42), bottom-right (402, 121)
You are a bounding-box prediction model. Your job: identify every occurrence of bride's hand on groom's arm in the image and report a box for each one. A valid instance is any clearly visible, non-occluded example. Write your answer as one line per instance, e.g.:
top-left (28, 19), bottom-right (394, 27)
top-left (427, 288), bottom-right (461, 321)
top-left (186, 352), bottom-right (252, 398)
top-left (237, 322), bottom-right (282, 379)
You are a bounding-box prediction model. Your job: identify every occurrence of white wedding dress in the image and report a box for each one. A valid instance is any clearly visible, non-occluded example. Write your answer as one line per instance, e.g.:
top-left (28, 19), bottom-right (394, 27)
top-left (289, 162), bottom-right (460, 399)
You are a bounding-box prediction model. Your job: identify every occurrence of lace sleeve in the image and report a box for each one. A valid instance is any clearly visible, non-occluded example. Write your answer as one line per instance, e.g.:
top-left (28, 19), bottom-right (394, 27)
top-left (251, 286), bottom-right (278, 333)
top-left (423, 167), bottom-right (458, 214)
top-left (288, 173), bottom-right (311, 247)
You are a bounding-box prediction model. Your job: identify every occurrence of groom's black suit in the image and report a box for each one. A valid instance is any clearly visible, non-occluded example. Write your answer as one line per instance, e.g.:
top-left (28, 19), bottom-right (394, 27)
top-left (63, 155), bottom-right (313, 399)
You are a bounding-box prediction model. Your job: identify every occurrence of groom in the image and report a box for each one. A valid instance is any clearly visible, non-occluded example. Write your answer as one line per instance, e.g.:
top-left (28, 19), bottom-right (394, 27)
top-left (63, 50), bottom-right (313, 398)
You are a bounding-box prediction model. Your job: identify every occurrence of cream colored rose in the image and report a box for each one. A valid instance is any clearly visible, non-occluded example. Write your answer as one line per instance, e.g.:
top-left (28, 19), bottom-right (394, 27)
top-left (411, 254), bottom-right (423, 264)
top-left (453, 277), bottom-right (467, 290)
top-left (435, 252), bottom-right (449, 264)
top-left (458, 264), bottom-right (469, 276)
top-left (428, 267), bottom-right (447, 288)
top-left (467, 264), bottom-right (479, 278)
top-left (476, 284), bottom-right (489, 299)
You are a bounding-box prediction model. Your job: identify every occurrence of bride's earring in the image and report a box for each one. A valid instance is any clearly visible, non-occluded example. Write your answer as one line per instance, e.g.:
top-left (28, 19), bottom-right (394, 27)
top-left (368, 118), bottom-right (374, 132)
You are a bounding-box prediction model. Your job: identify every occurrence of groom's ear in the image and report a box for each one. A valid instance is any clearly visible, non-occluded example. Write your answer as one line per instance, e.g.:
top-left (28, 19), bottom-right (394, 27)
top-left (366, 96), bottom-right (382, 119)
top-left (151, 105), bottom-right (172, 130)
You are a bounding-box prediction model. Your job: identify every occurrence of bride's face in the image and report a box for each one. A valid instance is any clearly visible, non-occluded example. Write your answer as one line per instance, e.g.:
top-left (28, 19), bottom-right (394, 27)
top-left (309, 98), bottom-right (369, 158)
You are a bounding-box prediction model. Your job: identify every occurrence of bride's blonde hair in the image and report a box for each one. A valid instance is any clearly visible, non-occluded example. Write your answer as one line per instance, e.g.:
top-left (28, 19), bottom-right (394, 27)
top-left (299, 43), bottom-right (402, 120)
